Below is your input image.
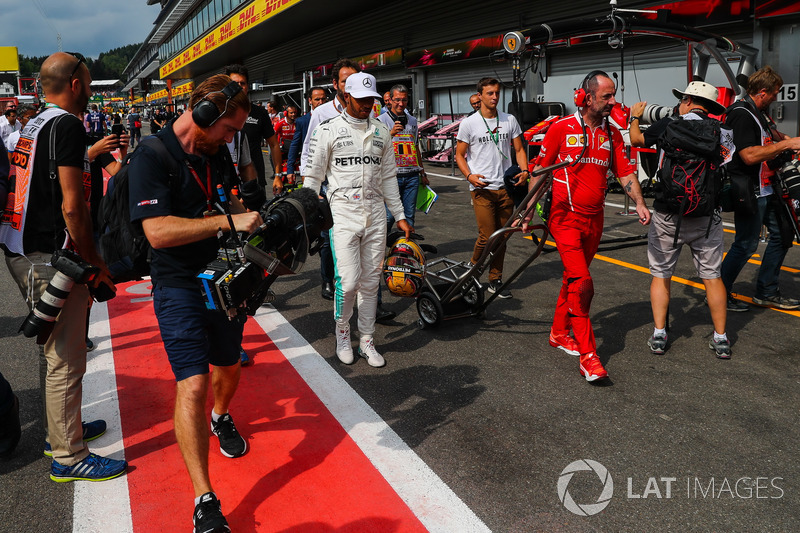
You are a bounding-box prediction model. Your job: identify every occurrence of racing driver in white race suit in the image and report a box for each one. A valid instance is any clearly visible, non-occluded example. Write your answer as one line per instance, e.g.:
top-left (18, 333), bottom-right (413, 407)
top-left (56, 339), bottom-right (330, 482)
top-left (303, 72), bottom-right (412, 368)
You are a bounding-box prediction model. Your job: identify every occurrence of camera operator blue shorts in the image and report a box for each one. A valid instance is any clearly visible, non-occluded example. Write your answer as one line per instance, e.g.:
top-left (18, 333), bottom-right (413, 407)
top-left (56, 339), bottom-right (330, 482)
top-left (152, 285), bottom-right (243, 381)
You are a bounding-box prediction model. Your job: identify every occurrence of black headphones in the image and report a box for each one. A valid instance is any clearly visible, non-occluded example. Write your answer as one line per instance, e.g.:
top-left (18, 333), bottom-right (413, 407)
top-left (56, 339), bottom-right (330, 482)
top-left (192, 81), bottom-right (242, 128)
top-left (574, 70), bottom-right (609, 108)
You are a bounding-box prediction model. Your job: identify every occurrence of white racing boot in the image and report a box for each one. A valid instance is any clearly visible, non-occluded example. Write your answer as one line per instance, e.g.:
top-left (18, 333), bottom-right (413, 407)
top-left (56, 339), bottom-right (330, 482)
top-left (335, 323), bottom-right (354, 364)
top-left (358, 336), bottom-right (385, 368)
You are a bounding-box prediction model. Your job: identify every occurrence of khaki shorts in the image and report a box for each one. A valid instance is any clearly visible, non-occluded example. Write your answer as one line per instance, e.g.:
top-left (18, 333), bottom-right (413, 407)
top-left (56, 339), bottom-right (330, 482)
top-left (647, 210), bottom-right (723, 279)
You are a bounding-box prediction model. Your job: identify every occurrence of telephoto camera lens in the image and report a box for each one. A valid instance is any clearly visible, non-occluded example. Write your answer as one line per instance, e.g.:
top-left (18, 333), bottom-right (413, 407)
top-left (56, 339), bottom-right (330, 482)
top-left (19, 272), bottom-right (76, 338)
top-left (641, 104), bottom-right (674, 125)
top-left (780, 160), bottom-right (800, 201)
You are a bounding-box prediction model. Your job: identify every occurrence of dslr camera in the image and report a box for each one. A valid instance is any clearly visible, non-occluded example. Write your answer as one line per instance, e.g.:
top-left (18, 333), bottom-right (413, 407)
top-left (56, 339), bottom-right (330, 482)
top-left (20, 249), bottom-right (116, 344)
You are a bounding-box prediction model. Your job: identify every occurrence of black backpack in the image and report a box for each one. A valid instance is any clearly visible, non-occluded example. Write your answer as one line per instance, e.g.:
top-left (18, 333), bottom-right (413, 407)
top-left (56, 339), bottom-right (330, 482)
top-left (655, 115), bottom-right (723, 245)
top-left (97, 136), bottom-right (179, 282)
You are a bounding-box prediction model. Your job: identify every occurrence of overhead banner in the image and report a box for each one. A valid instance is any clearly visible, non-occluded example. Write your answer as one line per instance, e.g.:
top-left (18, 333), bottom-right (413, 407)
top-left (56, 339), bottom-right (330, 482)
top-left (756, 0), bottom-right (800, 18)
top-left (172, 81), bottom-right (194, 98)
top-left (643, 1), bottom-right (753, 26)
top-left (147, 89), bottom-right (169, 102)
top-left (406, 35), bottom-right (503, 69)
top-left (160, 0), bottom-right (302, 79)
top-left (353, 49), bottom-right (403, 71)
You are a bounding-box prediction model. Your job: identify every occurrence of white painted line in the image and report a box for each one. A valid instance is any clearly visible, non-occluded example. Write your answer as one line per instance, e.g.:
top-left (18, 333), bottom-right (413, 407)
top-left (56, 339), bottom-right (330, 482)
top-left (75, 301), bottom-right (133, 533)
top-left (252, 306), bottom-right (491, 533)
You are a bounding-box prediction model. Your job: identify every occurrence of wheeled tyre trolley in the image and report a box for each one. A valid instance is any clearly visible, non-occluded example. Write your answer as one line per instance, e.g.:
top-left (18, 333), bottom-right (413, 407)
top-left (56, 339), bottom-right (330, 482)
top-left (410, 160), bottom-right (572, 329)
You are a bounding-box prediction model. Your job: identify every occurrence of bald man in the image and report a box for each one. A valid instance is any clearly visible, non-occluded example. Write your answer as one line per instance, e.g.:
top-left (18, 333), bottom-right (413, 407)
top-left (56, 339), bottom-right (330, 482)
top-left (1, 52), bottom-right (127, 482)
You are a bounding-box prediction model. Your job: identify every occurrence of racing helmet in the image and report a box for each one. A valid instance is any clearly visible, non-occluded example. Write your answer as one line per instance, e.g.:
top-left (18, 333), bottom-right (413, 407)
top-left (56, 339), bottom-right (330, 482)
top-left (383, 237), bottom-right (425, 297)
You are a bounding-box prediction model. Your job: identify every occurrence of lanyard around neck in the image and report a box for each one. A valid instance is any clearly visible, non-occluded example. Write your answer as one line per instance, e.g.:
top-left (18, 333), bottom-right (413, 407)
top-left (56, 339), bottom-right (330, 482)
top-left (480, 110), bottom-right (507, 160)
top-left (184, 160), bottom-right (214, 213)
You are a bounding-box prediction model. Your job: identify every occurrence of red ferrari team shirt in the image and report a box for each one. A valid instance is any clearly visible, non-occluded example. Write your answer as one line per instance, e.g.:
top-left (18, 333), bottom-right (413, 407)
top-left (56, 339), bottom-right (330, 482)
top-left (538, 112), bottom-right (633, 216)
top-left (275, 119), bottom-right (296, 148)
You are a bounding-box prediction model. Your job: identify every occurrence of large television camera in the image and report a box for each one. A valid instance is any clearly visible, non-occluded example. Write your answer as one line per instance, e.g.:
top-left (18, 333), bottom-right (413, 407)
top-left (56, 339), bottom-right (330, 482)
top-left (198, 187), bottom-right (332, 321)
top-left (20, 249), bottom-right (116, 344)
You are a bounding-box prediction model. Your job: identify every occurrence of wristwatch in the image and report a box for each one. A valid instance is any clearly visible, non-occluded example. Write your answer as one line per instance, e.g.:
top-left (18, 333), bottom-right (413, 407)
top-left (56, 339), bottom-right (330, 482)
top-left (631, 116), bottom-right (643, 122)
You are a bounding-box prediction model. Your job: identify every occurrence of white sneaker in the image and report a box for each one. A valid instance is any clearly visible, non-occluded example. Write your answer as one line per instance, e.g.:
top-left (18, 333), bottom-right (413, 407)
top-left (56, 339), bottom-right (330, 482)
top-left (358, 337), bottom-right (385, 368)
top-left (335, 324), bottom-right (354, 364)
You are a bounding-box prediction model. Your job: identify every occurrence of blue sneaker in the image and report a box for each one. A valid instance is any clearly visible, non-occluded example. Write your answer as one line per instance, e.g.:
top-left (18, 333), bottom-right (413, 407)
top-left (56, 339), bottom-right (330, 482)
top-left (240, 348), bottom-right (252, 367)
top-left (44, 420), bottom-right (107, 457)
top-left (50, 452), bottom-right (127, 482)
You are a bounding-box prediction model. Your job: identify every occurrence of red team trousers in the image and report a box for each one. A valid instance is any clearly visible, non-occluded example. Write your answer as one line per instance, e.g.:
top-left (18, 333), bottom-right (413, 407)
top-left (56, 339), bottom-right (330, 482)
top-left (548, 208), bottom-right (604, 356)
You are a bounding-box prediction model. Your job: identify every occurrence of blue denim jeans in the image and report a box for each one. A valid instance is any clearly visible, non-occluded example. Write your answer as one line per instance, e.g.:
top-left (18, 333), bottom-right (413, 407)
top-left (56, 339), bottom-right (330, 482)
top-left (386, 172), bottom-right (420, 230)
top-left (720, 194), bottom-right (788, 298)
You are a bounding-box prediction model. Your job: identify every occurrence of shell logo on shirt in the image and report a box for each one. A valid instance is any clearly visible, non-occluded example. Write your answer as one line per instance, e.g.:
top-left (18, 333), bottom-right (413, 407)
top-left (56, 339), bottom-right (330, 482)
top-left (566, 134), bottom-right (586, 147)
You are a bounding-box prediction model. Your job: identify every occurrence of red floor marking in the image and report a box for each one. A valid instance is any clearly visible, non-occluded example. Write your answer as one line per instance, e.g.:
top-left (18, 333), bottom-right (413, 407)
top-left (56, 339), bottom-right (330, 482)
top-left (108, 281), bottom-right (427, 532)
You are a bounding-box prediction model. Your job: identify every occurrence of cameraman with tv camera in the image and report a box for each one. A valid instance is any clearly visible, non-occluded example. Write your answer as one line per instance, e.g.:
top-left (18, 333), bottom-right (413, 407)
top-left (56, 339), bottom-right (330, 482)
top-left (0, 52), bottom-right (127, 481)
top-left (720, 66), bottom-right (800, 311)
top-left (128, 74), bottom-right (262, 533)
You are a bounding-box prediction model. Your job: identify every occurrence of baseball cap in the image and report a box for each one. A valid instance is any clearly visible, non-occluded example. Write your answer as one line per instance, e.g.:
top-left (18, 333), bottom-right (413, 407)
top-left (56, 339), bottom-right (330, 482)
top-left (672, 81), bottom-right (726, 115)
top-left (344, 72), bottom-right (381, 99)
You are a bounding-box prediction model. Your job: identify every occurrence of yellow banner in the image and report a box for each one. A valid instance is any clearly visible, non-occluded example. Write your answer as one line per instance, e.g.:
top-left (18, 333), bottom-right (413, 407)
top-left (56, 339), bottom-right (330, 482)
top-left (160, 0), bottom-right (302, 79)
top-left (172, 81), bottom-right (194, 97)
top-left (147, 89), bottom-right (169, 102)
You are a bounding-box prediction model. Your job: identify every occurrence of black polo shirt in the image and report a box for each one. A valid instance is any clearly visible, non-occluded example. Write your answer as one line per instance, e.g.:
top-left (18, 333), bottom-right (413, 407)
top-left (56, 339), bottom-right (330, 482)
top-left (128, 123), bottom-right (234, 288)
top-left (242, 104), bottom-right (274, 185)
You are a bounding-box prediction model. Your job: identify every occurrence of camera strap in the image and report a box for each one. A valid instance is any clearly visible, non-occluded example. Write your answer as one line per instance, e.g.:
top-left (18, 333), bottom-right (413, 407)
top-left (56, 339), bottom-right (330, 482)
top-left (48, 114), bottom-right (71, 251)
top-left (742, 95), bottom-right (781, 143)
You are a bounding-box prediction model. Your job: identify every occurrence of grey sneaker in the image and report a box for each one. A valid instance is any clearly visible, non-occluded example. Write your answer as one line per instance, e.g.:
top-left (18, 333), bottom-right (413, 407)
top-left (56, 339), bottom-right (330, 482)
top-left (487, 280), bottom-right (511, 299)
top-left (648, 333), bottom-right (667, 355)
top-left (704, 293), bottom-right (750, 312)
top-left (709, 337), bottom-right (732, 359)
top-left (751, 294), bottom-right (800, 310)
top-left (727, 294), bottom-right (750, 312)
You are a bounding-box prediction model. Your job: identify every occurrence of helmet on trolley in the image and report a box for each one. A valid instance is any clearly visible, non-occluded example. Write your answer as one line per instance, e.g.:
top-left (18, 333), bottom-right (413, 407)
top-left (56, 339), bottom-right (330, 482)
top-left (383, 237), bottom-right (425, 297)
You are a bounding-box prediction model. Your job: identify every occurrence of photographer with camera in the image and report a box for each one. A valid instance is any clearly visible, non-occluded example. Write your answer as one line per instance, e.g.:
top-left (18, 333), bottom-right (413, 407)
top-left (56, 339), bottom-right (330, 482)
top-left (630, 82), bottom-right (735, 358)
top-left (0, 52), bottom-right (126, 481)
top-left (303, 72), bottom-right (412, 369)
top-left (129, 74), bottom-right (262, 533)
top-left (720, 67), bottom-right (800, 311)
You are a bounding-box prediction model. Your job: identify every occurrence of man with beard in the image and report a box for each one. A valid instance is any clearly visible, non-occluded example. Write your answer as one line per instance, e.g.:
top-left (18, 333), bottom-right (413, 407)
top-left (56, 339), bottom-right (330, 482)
top-left (129, 74), bottom-right (262, 533)
top-left (522, 70), bottom-right (650, 383)
top-left (303, 72), bottom-right (412, 368)
top-left (299, 58), bottom-right (360, 179)
top-left (274, 104), bottom-right (299, 185)
top-left (223, 64), bottom-right (282, 195)
top-left (1, 52), bottom-right (127, 481)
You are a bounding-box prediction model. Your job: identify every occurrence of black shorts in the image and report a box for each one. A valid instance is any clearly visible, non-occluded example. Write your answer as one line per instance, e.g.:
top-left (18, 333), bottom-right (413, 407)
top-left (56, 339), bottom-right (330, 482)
top-left (153, 284), bottom-right (243, 381)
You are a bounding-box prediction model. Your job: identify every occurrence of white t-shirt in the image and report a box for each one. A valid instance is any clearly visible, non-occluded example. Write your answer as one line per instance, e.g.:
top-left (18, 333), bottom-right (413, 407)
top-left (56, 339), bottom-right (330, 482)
top-left (0, 120), bottom-right (22, 147)
top-left (456, 110), bottom-right (522, 190)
